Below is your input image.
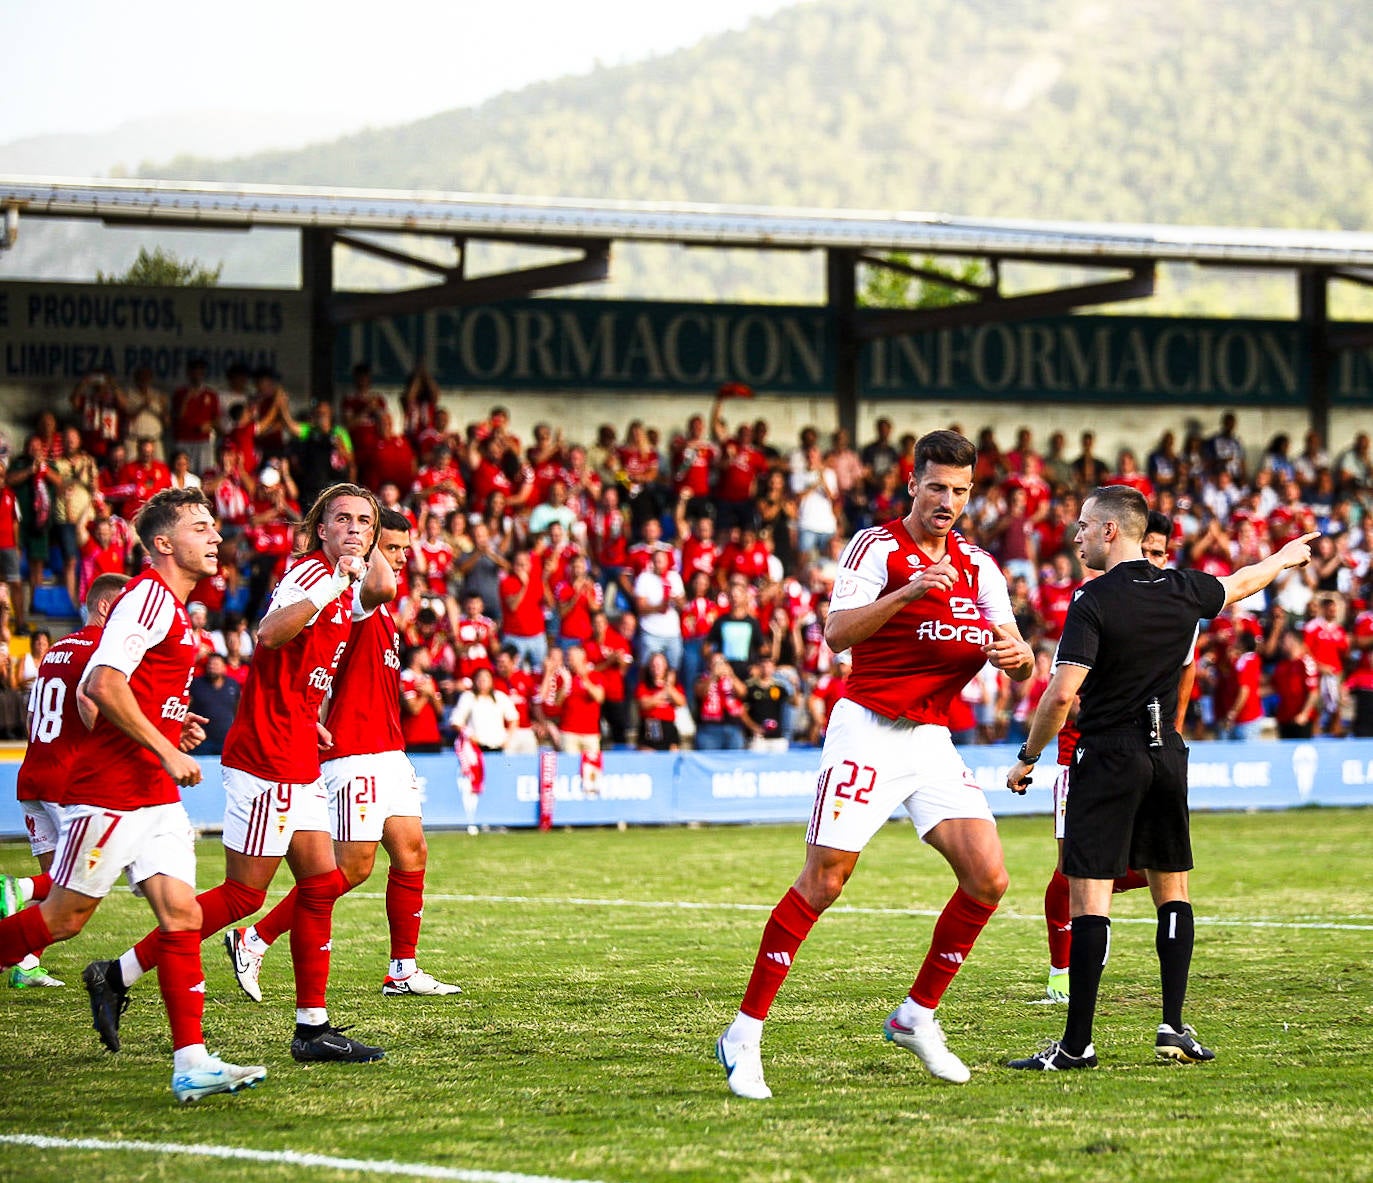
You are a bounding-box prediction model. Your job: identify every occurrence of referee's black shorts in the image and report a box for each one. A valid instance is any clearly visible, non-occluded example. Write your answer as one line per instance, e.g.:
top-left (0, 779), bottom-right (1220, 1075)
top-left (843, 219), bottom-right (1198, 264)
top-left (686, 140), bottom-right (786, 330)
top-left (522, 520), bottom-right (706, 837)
top-left (1062, 730), bottom-right (1192, 879)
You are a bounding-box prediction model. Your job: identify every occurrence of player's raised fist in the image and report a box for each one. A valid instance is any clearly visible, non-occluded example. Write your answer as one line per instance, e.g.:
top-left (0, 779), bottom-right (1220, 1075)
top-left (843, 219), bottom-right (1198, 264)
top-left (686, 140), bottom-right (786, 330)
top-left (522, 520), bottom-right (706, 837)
top-left (337, 554), bottom-right (367, 583)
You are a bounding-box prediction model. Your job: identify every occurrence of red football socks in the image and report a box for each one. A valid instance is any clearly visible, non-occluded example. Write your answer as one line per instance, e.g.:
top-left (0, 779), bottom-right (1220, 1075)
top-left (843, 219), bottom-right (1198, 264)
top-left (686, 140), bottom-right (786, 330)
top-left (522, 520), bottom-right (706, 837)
top-left (909, 887), bottom-right (997, 1009)
top-left (133, 879), bottom-right (266, 971)
top-left (1114, 868), bottom-right (1149, 893)
top-left (0, 906), bottom-right (53, 968)
top-left (739, 887), bottom-right (819, 1021)
top-left (386, 868), bottom-right (425, 961)
top-left (253, 887), bottom-right (299, 946)
top-left (290, 869), bottom-right (349, 1009)
top-left (1044, 869), bottom-right (1072, 968)
top-left (156, 929), bottom-right (206, 1051)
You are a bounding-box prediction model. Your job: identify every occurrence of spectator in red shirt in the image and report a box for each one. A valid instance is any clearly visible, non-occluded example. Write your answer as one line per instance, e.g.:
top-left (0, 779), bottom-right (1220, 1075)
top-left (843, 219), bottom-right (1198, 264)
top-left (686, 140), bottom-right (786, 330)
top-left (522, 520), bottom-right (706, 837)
top-left (468, 435), bottom-right (529, 517)
top-left (500, 548), bottom-right (550, 671)
top-left (1347, 607), bottom-right (1373, 737)
top-left (0, 459), bottom-right (23, 627)
top-left (400, 645), bottom-right (447, 752)
top-left (411, 441), bottom-right (463, 524)
top-left (714, 423), bottom-right (769, 533)
top-left (1031, 553), bottom-right (1081, 642)
top-left (524, 422), bottom-right (569, 508)
top-left (558, 645), bottom-right (605, 755)
top-left (1219, 632), bottom-right (1265, 741)
top-left (1303, 594), bottom-right (1351, 734)
top-left (636, 650), bottom-right (686, 751)
top-left (671, 413), bottom-right (718, 520)
top-left (554, 553), bottom-right (602, 647)
top-left (493, 645), bottom-right (540, 754)
top-left (1271, 629), bottom-right (1320, 739)
top-left (614, 420), bottom-right (662, 531)
top-left (585, 609), bottom-right (633, 746)
top-left (116, 437), bottom-right (172, 519)
top-left (678, 511), bottom-right (721, 583)
top-left (1107, 449), bottom-right (1154, 499)
top-left (694, 651), bottom-right (747, 750)
top-left (171, 356), bottom-right (220, 473)
top-left (808, 650), bottom-right (851, 743)
top-left (359, 413), bottom-right (418, 497)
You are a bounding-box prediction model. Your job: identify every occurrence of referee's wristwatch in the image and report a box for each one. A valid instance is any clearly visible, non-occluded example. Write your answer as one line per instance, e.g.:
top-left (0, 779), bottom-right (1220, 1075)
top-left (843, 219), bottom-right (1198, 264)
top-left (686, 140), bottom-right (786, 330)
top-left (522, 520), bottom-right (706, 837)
top-left (1016, 743), bottom-right (1040, 765)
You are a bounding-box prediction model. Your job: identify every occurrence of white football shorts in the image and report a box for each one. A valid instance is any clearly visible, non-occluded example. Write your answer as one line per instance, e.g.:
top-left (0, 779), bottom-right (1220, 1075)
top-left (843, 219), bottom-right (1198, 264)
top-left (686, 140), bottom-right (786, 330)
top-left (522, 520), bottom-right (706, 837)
top-left (1052, 764), bottom-right (1071, 841)
top-left (805, 698), bottom-right (995, 852)
top-left (221, 767), bottom-right (330, 859)
top-left (51, 801), bottom-right (196, 898)
top-left (21, 799), bottom-right (66, 858)
top-left (320, 750), bottom-right (423, 844)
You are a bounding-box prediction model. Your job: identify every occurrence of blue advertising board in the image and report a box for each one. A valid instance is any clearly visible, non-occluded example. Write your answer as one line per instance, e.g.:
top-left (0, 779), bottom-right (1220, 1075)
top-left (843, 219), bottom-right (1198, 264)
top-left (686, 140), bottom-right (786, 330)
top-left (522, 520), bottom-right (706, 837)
top-left (2, 740), bottom-right (1370, 839)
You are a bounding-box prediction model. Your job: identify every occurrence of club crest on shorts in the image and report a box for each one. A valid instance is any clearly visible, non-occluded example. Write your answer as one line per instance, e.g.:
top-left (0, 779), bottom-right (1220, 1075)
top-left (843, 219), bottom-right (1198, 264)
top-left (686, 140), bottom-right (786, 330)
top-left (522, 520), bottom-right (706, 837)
top-left (86, 846), bottom-right (103, 873)
top-left (277, 813), bottom-right (290, 836)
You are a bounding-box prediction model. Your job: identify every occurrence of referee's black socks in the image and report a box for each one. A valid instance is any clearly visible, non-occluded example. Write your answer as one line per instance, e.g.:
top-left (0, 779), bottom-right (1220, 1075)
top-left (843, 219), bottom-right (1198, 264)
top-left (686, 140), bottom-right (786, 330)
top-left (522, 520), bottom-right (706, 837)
top-left (1064, 914), bottom-right (1110, 1056)
top-left (1156, 901), bottom-right (1195, 1033)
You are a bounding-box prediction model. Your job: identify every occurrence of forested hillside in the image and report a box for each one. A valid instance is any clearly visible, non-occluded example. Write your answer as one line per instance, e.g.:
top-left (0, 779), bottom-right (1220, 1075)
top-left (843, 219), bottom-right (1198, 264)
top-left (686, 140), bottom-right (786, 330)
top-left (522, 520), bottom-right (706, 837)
top-left (8, 0), bottom-right (1373, 311)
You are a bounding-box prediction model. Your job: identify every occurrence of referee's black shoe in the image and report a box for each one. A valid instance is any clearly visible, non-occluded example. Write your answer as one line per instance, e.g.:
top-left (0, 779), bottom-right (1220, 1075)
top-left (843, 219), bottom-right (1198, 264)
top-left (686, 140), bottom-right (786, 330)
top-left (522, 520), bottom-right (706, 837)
top-left (290, 1023), bottom-right (386, 1063)
top-left (1155, 1023), bottom-right (1216, 1063)
top-left (1008, 1040), bottom-right (1098, 1070)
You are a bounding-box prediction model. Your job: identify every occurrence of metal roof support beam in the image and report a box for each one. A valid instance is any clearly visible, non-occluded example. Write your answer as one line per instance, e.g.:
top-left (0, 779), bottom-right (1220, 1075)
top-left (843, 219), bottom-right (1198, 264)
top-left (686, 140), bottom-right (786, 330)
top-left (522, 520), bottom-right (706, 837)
top-left (302, 228), bottom-right (336, 404)
top-left (335, 232), bottom-right (457, 278)
top-left (1300, 269), bottom-right (1332, 445)
top-left (827, 248), bottom-right (860, 443)
top-left (329, 241), bottom-right (611, 325)
top-left (854, 264), bottom-right (1156, 341)
top-left (856, 252), bottom-right (998, 298)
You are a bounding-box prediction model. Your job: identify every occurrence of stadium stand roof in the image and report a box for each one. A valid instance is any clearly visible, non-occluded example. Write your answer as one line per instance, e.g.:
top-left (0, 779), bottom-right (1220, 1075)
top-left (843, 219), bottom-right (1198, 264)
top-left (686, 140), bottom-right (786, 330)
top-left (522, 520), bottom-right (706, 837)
top-left (3, 176), bottom-right (1369, 437)
top-left (5, 175), bottom-right (1373, 267)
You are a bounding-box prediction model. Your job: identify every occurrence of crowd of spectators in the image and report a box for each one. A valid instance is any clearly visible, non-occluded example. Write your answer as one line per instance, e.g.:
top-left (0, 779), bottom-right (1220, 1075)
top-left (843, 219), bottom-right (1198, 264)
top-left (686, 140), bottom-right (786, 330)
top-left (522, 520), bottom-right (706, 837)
top-left (2, 359), bottom-right (1372, 750)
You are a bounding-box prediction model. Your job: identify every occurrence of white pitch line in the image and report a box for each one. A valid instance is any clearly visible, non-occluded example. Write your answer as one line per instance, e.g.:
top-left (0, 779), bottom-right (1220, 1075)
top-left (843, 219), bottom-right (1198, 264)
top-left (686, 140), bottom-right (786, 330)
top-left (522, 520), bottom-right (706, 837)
top-left (0, 1134), bottom-right (611, 1183)
top-left (346, 892), bottom-right (1373, 931)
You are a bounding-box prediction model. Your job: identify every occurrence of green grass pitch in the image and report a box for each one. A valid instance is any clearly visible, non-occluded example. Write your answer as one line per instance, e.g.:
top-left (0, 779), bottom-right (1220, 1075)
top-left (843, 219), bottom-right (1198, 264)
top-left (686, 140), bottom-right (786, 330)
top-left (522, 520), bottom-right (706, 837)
top-left (1, 807), bottom-right (1370, 1183)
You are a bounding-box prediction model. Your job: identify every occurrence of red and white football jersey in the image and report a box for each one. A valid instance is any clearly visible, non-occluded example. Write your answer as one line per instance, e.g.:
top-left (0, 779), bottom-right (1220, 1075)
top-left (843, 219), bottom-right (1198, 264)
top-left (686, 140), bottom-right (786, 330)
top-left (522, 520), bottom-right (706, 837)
top-left (18, 624), bottom-right (103, 805)
top-left (70, 571), bottom-right (196, 809)
top-left (831, 524), bottom-right (1013, 726)
top-left (221, 555), bottom-right (354, 783)
top-left (414, 538), bottom-right (455, 595)
top-left (454, 613), bottom-right (499, 681)
top-left (1303, 617), bottom-right (1350, 673)
top-left (1033, 576), bottom-right (1080, 641)
top-left (326, 600), bottom-right (404, 759)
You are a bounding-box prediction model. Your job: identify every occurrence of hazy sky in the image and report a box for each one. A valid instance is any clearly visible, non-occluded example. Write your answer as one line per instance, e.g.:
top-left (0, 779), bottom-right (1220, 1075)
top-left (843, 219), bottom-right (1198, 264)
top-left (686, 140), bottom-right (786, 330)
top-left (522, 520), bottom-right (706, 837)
top-left (2, 0), bottom-right (798, 141)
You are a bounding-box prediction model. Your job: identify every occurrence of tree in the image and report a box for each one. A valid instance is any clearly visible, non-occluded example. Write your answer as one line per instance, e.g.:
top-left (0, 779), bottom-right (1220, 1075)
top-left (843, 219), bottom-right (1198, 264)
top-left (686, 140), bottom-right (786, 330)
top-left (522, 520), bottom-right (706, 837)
top-left (858, 253), bottom-right (990, 309)
top-left (97, 246), bottom-right (222, 287)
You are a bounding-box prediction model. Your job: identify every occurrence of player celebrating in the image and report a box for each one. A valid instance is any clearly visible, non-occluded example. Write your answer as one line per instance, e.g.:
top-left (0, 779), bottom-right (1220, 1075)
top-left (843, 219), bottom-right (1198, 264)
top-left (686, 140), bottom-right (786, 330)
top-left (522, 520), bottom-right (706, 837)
top-left (0, 572), bottom-right (129, 989)
top-left (84, 483), bottom-right (386, 1065)
top-left (225, 507), bottom-right (460, 999)
top-left (716, 430), bottom-right (1034, 1099)
top-left (0, 488), bottom-right (265, 1103)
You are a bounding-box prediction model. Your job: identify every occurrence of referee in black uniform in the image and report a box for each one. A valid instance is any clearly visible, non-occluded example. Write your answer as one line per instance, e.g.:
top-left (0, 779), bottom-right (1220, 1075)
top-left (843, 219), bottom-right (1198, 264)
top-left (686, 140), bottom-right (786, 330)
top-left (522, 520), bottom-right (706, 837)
top-left (1005, 485), bottom-right (1317, 1069)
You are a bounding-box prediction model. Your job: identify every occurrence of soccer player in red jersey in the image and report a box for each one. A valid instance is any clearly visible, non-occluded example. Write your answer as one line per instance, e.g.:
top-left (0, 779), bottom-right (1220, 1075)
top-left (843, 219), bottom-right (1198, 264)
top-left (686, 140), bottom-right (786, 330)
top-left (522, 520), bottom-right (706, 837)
top-left (1, 573), bottom-right (128, 989)
top-left (87, 483), bottom-right (385, 1066)
top-left (717, 431), bottom-right (1035, 1098)
top-left (225, 508), bottom-right (460, 1000)
top-left (0, 489), bottom-right (266, 1103)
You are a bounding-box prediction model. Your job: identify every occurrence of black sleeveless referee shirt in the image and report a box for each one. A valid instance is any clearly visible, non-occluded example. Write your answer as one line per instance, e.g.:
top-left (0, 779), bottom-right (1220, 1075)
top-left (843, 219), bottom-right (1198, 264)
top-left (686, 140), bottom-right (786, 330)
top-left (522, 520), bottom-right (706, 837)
top-left (1054, 560), bottom-right (1225, 736)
